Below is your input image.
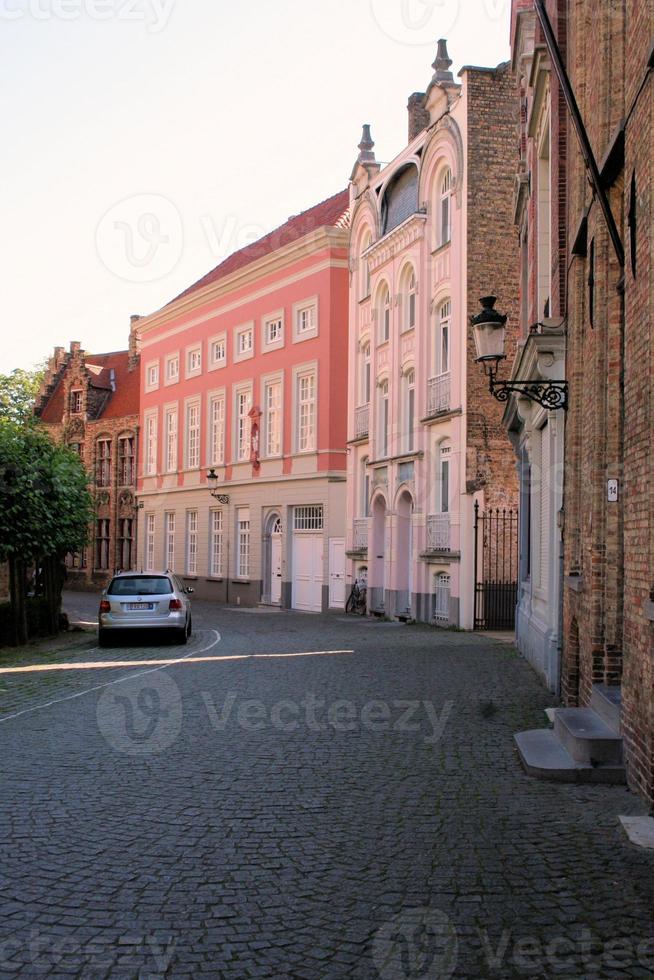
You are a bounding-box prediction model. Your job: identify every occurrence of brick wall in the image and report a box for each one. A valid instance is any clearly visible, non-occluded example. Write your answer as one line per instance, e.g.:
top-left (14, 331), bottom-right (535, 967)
top-left (562, 0), bottom-right (654, 804)
top-left (465, 63), bottom-right (521, 510)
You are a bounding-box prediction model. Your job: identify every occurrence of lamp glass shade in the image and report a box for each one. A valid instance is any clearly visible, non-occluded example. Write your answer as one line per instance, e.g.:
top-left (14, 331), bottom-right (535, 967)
top-left (207, 468), bottom-right (218, 488)
top-left (473, 320), bottom-right (506, 362)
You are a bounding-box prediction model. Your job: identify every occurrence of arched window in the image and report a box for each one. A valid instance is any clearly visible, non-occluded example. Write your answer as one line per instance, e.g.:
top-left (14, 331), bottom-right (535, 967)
top-left (377, 283), bottom-right (391, 344)
top-left (403, 369), bottom-right (416, 453)
top-left (381, 164), bottom-right (419, 235)
top-left (378, 379), bottom-right (389, 457)
top-left (96, 437), bottom-right (112, 488)
top-left (400, 266), bottom-right (417, 332)
top-left (360, 229), bottom-right (372, 298)
top-left (360, 343), bottom-right (371, 405)
top-left (361, 456), bottom-right (370, 517)
top-left (435, 299), bottom-right (451, 376)
top-left (436, 441), bottom-right (452, 514)
top-left (439, 167), bottom-right (453, 246)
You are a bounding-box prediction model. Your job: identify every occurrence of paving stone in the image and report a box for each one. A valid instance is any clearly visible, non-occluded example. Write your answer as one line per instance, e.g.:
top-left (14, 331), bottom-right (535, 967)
top-left (0, 596), bottom-right (653, 977)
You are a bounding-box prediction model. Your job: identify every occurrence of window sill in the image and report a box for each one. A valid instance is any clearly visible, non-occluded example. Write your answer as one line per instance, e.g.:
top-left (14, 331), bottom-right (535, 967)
top-left (292, 331), bottom-right (319, 344)
top-left (205, 577), bottom-right (224, 583)
top-left (185, 371), bottom-right (202, 380)
top-left (431, 240), bottom-right (452, 257)
top-left (207, 362), bottom-right (226, 373)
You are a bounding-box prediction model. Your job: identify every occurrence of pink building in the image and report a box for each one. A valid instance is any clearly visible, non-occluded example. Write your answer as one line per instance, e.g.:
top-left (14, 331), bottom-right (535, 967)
top-left (134, 191), bottom-right (350, 611)
top-left (345, 41), bottom-right (520, 626)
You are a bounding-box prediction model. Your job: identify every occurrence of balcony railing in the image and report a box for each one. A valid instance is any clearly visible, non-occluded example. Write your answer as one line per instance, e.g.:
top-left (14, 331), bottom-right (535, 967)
top-left (427, 373), bottom-right (451, 416)
top-left (427, 513), bottom-right (451, 551)
top-left (352, 518), bottom-right (369, 551)
top-left (354, 404), bottom-right (369, 439)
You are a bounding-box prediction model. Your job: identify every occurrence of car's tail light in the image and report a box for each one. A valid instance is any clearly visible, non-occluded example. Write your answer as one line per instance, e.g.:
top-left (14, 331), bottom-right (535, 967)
top-left (99, 600), bottom-right (111, 613)
top-left (169, 598), bottom-right (183, 610)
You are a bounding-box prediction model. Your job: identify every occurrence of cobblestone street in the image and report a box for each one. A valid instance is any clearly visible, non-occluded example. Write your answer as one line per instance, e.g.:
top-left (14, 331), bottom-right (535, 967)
top-left (0, 595), bottom-right (653, 978)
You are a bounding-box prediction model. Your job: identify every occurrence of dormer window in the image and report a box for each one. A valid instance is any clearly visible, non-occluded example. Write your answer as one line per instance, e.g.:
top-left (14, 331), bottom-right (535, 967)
top-left (70, 390), bottom-right (83, 414)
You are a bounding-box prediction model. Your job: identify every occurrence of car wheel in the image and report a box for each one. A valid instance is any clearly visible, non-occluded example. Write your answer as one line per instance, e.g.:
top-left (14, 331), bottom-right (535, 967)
top-left (187, 616), bottom-right (192, 639)
top-left (98, 628), bottom-right (110, 648)
top-left (175, 625), bottom-right (188, 646)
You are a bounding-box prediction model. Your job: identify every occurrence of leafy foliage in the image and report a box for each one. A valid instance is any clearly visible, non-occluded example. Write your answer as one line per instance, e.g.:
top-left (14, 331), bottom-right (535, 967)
top-left (0, 422), bottom-right (93, 565)
top-left (0, 366), bottom-right (45, 426)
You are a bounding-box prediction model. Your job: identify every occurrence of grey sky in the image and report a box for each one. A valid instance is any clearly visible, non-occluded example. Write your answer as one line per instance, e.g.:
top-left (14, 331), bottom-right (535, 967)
top-left (1, 0), bottom-right (511, 373)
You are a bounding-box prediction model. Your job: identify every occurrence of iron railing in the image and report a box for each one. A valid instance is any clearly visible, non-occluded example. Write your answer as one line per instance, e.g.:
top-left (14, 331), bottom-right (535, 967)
top-left (427, 373), bottom-right (451, 415)
top-left (352, 519), bottom-right (369, 550)
top-left (473, 502), bottom-right (519, 630)
top-left (427, 513), bottom-right (450, 551)
top-left (354, 404), bottom-right (369, 439)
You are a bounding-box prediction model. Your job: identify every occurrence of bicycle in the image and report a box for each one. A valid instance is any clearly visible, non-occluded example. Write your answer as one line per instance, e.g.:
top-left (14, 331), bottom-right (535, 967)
top-left (346, 578), bottom-right (367, 615)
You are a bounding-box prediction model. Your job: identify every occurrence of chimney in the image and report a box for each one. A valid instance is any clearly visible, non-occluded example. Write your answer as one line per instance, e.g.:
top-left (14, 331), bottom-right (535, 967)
top-left (408, 92), bottom-right (429, 141)
top-left (128, 314), bottom-right (142, 371)
top-left (70, 341), bottom-right (81, 355)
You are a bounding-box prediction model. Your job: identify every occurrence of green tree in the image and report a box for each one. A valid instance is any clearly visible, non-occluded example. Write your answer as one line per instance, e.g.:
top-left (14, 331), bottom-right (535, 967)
top-left (0, 422), bottom-right (93, 645)
top-left (0, 365), bottom-right (45, 426)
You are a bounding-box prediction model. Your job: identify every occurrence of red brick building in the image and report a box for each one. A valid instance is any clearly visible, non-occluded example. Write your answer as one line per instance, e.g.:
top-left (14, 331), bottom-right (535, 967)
top-left (509, 0), bottom-right (654, 806)
top-left (34, 333), bottom-right (140, 589)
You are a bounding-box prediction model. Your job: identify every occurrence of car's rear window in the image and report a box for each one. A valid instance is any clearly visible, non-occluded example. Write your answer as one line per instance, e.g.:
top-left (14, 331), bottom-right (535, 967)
top-left (107, 576), bottom-right (173, 596)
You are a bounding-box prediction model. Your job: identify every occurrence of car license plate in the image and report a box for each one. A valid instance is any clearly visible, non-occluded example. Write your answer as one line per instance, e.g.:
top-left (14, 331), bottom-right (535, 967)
top-left (126, 602), bottom-right (154, 611)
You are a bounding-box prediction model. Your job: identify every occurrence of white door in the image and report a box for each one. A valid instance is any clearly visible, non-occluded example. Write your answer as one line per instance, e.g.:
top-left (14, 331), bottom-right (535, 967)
top-left (328, 538), bottom-right (346, 608)
top-left (270, 534), bottom-right (282, 605)
top-left (292, 534), bottom-right (323, 612)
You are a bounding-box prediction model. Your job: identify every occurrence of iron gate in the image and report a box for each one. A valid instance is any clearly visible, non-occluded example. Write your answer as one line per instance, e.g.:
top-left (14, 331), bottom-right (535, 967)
top-left (473, 502), bottom-right (519, 630)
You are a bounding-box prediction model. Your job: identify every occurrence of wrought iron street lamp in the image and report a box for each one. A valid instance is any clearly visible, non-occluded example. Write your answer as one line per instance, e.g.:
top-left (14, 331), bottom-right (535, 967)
top-left (471, 296), bottom-right (568, 411)
top-left (206, 468), bottom-right (230, 504)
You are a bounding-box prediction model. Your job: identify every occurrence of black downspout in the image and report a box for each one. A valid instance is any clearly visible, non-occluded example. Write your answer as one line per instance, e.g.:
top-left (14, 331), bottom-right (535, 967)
top-left (533, 0), bottom-right (625, 270)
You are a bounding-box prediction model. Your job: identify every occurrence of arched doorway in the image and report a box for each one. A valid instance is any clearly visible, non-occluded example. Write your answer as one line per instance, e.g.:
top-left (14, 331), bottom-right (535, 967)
top-left (396, 490), bottom-right (413, 617)
top-left (370, 494), bottom-right (387, 613)
top-left (263, 513), bottom-right (283, 605)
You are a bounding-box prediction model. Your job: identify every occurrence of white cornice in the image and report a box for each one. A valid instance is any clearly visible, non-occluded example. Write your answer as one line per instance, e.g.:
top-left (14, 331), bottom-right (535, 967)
top-left (136, 226), bottom-right (348, 337)
top-left (365, 213), bottom-right (427, 272)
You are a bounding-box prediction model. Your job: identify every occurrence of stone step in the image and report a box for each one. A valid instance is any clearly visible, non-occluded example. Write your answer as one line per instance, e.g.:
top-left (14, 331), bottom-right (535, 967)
top-left (553, 707), bottom-right (623, 765)
top-left (590, 684), bottom-right (622, 734)
top-left (515, 729), bottom-right (626, 785)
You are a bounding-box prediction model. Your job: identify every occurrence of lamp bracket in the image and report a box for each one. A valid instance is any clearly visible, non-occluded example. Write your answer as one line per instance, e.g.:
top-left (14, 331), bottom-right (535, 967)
top-left (489, 376), bottom-right (568, 411)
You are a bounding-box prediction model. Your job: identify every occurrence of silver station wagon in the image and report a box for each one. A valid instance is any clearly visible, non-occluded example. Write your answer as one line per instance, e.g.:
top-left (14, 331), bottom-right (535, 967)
top-left (98, 572), bottom-right (193, 647)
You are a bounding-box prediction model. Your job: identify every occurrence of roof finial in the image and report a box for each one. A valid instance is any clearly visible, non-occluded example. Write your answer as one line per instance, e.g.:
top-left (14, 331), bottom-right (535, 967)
top-left (357, 124), bottom-right (376, 164)
top-left (432, 38), bottom-right (454, 83)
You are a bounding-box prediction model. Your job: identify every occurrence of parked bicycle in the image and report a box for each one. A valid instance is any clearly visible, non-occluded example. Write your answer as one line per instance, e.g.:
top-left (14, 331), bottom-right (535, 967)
top-left (346, 578), bottom-right (367, 615)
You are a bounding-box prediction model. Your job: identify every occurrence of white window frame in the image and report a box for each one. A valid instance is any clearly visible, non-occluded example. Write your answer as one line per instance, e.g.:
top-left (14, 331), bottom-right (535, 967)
top-left (236, 507), bottom-right (251, 579)
top-left (185, 344), bottom-right (202, 378)
top-left (233, 383), bottom-right (253, 463)
top-left (439, 167), bottom-right (453, 248)
top-left (378, 284), bottom-right (391, 344)
top-left (293, 364), bottom-right (317, 454)
top-left (292, 296), bottom-right (319, 343)
top-left (165, 512), bottom-right (175, 572)
top-left (262, 374), bottom-right (283, 458)
top-left (435, 299), bottom-right (451, 376)
top-left (185, 398), bottom-right (201, 470)
top-left (186, 510), bottom-right (198, 576)
top-left (164, 404), bottom-right (178, 474)
top-left (402, 268), bottom-right (417, 332)
top-left (165, 352), bottom-right (180, 386)
top-left (145, 513), bottom-right (155, 572)
top-left (437, 442), bottom-right (452, 514)
top-left (208, 333), bottom-right (227, 371)
top-left (234, 322), bottom-right (254, 363)
top-left (378, 378), bottom-right (389, 458)
top-left (262, 310), bottom-right (285, 352)
top-left (144, 411), bottom-right (158, 476)
top-left (403, 368), bottom-right (415, 453)
top-left (145, 360), bottom-right (159, 392)
top-left (210, 509), bottom-right (223, 578)
top-left (360, 343), bottom-right (371, 405)
top-left (207, 390), bottom-right (226, 467)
